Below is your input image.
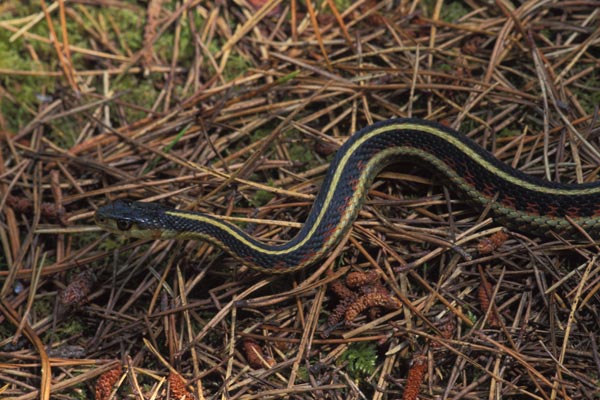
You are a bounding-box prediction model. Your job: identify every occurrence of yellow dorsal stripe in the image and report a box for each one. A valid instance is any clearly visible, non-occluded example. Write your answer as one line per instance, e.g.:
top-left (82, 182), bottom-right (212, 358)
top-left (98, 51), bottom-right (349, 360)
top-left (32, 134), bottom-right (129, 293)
top-left (168, 121), bottom-right (600, 255)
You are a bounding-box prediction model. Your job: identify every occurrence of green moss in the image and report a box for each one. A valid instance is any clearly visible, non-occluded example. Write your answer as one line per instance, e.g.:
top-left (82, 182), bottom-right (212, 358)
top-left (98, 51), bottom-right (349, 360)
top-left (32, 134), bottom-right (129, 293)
top-left (250, 128), bottom-right (273, 141)
top-left (466, 309), bottom-right (478, 324)
top-left (155, 19), bottom-right (185, 63)
top-left (572, 66), bottom-right (600, 115)
top-left (296, 365), bottom-right (309, 382)
top-left (339, 342), bottom-right (378, 378)
top-left (68, 386), bottom-right (90, 400)
top-left (498, 128), bottom-right (521, 138)
top-left (539, 29), bottom-right (552, 41)
top-left (0, 30), bottom-right (55, 133)
top-left (0, 317), bottom-right (15, 340)
top-left (441, 1), bottom-right (469, 22)
top-left (44, 318), bottom-right (86, 343)
top-left (110, 75), bottom-right (157, 120)
top-left (97, 237), bottom-right (125, 253)
top-left (223, 52), bottom-right (251, 80)
top-left (178, 13), bottom-right (205, 63)
top-left (0, 1), bottom-right (204, 141)
top-left (203, 39), bottom-right (251, 81)
top-left (318, 0), bottom-right (352, 13)
top-left (251, 189), bottom-right (275, 207)
top-left (0, 5), bottom-right (159, 140)
top-left (145, 124), bottom-right (191, 174)
top-left (33, 298), bottom-right (54, 317)
top-left (334, 0), bottom-right (353, 11)
top-left (438, 63), bottom-right (453, 72)
top-left (288, 142), bottom-right (316, 164)
top-left (276, 70), bottom-right (300, 85)
top-left (422, 0), bottom-right (469, 22)
top-left (107, 8), bottom-right (145, 51)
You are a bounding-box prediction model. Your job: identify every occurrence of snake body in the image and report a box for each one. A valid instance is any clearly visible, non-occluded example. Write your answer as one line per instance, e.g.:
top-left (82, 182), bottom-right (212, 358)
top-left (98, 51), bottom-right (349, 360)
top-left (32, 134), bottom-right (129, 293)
top-left (95, 118), bottom-right (600, 273)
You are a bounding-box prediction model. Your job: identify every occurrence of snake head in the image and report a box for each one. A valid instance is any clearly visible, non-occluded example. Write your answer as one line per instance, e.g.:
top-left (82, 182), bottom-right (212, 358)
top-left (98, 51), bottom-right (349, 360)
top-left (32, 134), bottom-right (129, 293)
top-left (95, 200), bottom-right (171, 239)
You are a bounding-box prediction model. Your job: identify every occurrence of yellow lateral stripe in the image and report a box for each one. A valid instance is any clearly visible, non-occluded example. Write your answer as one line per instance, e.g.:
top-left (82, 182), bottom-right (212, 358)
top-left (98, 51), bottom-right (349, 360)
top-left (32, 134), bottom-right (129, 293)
top-left (168, 121), bottom-right (600, 256)
top-left (410, 123), bottom-right (600, 196)
top-left (164, 126), bottom-right (390, 255)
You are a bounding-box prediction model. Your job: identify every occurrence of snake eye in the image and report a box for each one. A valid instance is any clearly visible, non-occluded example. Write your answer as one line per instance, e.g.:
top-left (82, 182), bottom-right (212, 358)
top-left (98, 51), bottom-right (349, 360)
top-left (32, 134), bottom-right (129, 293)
top-left (116, 220), bottom-right (133, 231)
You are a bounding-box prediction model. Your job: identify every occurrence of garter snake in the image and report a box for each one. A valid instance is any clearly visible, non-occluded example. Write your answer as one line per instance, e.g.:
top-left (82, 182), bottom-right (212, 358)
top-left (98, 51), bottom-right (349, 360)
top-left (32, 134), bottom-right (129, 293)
top-left (95, 118), bottom-right (600, 273)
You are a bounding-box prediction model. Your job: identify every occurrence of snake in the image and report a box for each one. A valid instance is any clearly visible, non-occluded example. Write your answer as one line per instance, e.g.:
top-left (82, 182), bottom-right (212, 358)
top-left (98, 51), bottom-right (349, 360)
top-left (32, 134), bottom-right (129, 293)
top-left (95, 118), bottom-right (600, 273)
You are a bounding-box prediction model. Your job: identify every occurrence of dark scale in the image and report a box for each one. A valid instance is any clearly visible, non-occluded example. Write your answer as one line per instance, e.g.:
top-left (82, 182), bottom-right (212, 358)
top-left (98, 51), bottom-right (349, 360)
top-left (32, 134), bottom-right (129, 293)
top-left (96, 118), bottom-right (600, 272)
top-left (238, 120), bottom-right (600, 267)
top-left (364, 121), bottom-right (600, 219)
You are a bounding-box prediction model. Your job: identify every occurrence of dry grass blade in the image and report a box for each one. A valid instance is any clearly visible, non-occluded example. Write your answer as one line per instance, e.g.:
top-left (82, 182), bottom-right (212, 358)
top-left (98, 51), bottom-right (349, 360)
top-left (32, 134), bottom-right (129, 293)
top-left (1, 1), bottom-right (600, 399)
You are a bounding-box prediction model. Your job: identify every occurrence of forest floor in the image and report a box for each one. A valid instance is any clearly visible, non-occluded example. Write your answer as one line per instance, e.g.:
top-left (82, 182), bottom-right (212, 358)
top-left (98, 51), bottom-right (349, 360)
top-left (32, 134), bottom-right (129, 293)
top-left (1, 1), bottom-right (600, 399)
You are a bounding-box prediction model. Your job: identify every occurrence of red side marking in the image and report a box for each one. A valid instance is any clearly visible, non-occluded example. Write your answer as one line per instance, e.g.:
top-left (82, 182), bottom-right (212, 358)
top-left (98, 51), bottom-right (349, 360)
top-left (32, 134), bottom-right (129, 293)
top-left (443, 156), bottom-right (457, 169)
top-left (273, 260), bottom-right (288, 271)
top-left (420, 144), bottom-right (433, 154)
top-left (337, 195), bottom-right (351, 213)
top-left (566, 206), bottom-right (581, 218)
top-left (500, 194), bottom-right (516, 209)
top-left (350, 177), bottom-right (360, 191)
top-left (525, 202), bottom-right (540, 216)
top-left (547, 204), bottom-right (559, 218)
top-left (356, 159), bottom-right (366, 171)
top-left (321, 223), bottom-right (339, 244)
top-left (482, 183), bottom-right (497, 198)
top-left (299, 251), bottom-right (317, 266)
top-left (462, 170), bottom-right (476, 186)
top-left (593, 208), bottom-right (600, 217)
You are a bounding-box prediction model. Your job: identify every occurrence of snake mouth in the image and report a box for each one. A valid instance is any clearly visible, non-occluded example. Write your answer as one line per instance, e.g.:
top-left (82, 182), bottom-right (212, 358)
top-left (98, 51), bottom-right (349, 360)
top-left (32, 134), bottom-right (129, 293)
top-left (94, 212), bottom-right (126, 234)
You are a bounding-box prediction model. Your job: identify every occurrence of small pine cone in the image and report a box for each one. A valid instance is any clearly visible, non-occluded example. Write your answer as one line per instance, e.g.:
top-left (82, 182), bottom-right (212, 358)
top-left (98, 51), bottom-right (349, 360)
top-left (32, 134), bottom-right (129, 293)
top-left (359, 280), bottom-right (388, 296)
top-left (402, 353), bottom-right (427, 400)
top-left (345, 292), bottom-right (402, 323)
top-left (462, 35), bottom-right (487, 56)
top-left (327, 297), bottom-right (354, 328)
top-left (477, 231), bottom-right (509, 254)
top-left (6, 194), bottom-right (67, 224)
top-left (168, 371), bottom-right (195, 400)
top-left (346, 271), bottom-right (380, 288)
top-left (430, 317), bottom-right (456, 349)
top-left (95, 363), bottom-right (122, 400)
top-left (329, 279), bottom-right (356, 300)
top-left (59, 270), bottom-right (97, 307)
top-left (478, 278), bottom-right (500, 327)
top-left (242, 339), bottom-right (276, 369)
